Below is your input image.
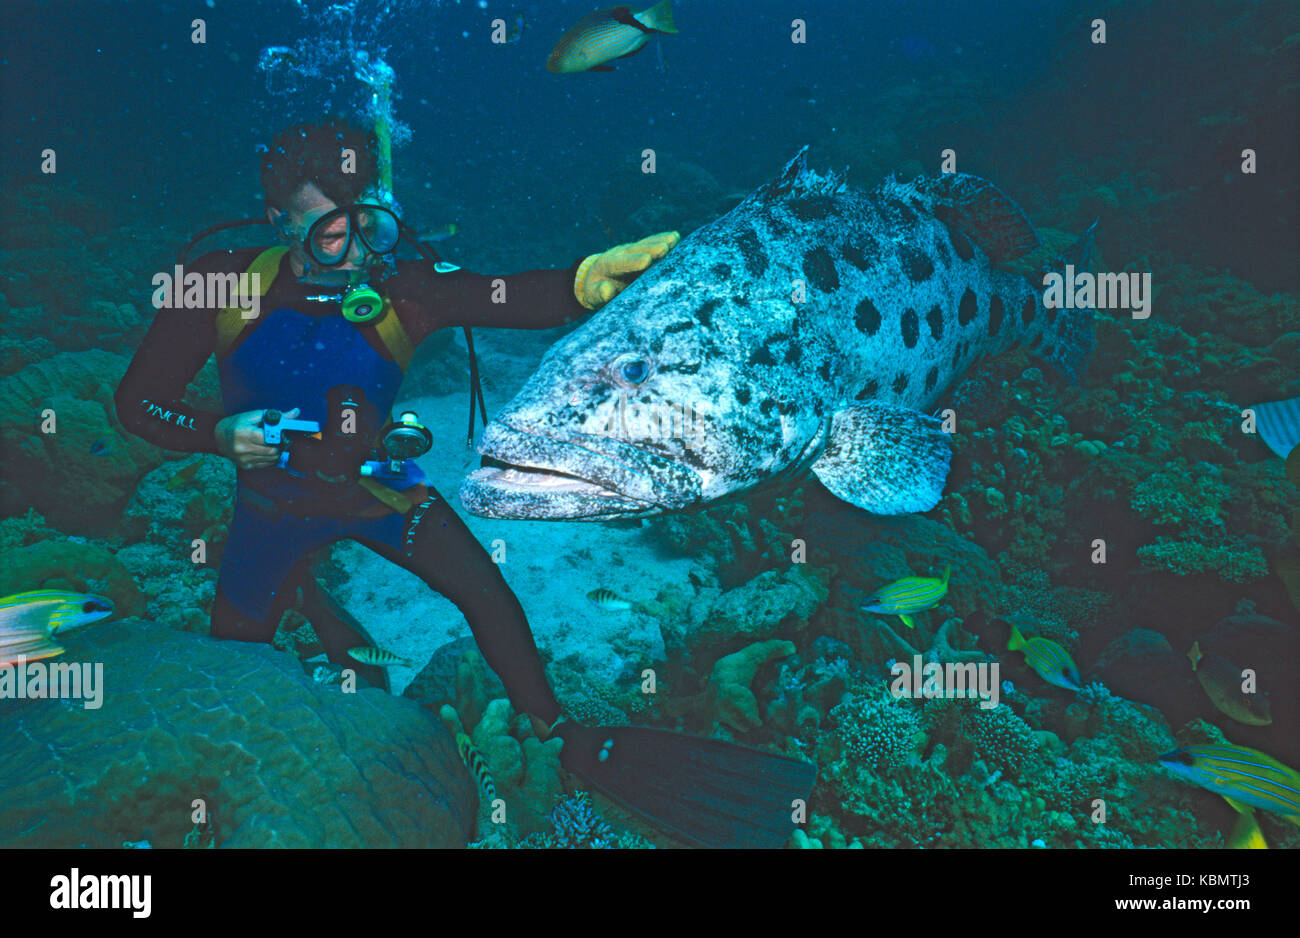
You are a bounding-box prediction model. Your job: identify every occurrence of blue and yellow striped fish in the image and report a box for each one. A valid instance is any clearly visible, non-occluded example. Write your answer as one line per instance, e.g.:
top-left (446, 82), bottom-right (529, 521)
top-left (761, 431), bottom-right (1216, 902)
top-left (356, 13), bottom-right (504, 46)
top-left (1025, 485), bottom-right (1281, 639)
top-left (861, 565), bottom-right (950, 628)
top-left (1158, 744), bottom-right (1300, 825)
top-left (546, 0), bottom-right (678, 74)
top-left (1007, 622), bottom-right (1082, 692)
top-left (0, 590), bottom-right (115, 667)
top-left (456, 732), bottom-right (498, 803)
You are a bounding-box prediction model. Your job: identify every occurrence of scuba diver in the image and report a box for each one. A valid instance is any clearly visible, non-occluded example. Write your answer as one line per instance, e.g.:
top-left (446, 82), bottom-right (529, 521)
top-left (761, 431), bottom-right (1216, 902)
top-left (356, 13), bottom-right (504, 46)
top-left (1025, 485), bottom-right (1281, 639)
top-left (115, 119), bottom-right (814, 848)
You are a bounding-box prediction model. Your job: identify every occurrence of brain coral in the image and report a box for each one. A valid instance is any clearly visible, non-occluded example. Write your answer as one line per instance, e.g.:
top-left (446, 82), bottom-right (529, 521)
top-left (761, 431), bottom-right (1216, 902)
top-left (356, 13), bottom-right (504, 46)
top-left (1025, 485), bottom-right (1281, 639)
top-left (0, 622), bottom-right (475, 847)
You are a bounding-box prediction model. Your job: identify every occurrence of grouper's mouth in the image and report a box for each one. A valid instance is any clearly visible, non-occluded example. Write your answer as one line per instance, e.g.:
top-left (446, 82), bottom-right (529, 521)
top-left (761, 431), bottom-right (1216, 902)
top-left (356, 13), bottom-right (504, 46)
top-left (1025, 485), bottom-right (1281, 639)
top-left (458, 420), bottom-right (703, 520)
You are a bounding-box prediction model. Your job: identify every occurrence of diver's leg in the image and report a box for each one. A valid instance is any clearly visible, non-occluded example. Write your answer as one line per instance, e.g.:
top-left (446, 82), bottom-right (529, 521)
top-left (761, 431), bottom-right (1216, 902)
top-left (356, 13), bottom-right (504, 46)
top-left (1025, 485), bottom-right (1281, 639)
top-left (211, 583), bottom-right (282, 642)
top-left (294, 565), bottom-right (390, 691)
top-left (351, 490), bottom-right (563, 727)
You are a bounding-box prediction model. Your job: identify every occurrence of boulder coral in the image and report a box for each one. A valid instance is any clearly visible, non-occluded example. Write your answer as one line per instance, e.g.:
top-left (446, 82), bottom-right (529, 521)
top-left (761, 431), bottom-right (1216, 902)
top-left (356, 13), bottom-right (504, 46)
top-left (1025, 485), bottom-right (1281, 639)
top-left (0, 622), bottom-right (476, 848)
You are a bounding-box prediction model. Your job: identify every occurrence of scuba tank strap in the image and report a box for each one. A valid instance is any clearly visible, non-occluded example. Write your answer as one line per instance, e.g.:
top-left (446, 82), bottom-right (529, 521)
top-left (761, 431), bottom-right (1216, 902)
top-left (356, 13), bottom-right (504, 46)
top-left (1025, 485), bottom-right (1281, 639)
top-left (371, 297), bottom-right (416, 370)
top-left (216, 247), bottom-right (289, 357)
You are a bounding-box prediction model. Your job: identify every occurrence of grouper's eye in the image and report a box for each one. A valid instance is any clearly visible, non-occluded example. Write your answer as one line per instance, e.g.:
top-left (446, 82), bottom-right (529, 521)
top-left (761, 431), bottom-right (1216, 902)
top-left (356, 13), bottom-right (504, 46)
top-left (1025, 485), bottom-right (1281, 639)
top-left (615, 357), bottom-right (651, 387)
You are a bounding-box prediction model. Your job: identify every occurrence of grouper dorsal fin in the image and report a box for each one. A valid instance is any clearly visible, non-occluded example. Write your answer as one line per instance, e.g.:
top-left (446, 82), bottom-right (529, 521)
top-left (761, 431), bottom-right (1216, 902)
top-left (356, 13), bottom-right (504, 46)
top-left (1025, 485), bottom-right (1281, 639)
top-left (757, 146), bottom-right (848, 204)
top-left (892, 173), bottom-right (1040, 262)
top-left (810, 401), bottom-right (952, 514)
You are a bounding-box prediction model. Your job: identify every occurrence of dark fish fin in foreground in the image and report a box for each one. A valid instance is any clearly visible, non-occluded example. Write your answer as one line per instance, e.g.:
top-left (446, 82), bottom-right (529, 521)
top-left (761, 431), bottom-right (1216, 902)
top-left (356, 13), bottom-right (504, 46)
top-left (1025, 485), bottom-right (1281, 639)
top-left (811, 400), bottom-right (952, 514)
top-left (1251, 397), bottom-right (1300, 459)
top-left (556, 722), bottom-right (816, 848)
top-left (907, 173), bottom-right (1040, 262)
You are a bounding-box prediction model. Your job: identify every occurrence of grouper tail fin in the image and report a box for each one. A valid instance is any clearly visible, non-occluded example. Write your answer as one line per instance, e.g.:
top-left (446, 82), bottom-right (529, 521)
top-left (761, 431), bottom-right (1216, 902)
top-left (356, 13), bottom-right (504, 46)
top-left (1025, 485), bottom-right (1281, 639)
top-left (1034, 219), bottom-right (1098, 385)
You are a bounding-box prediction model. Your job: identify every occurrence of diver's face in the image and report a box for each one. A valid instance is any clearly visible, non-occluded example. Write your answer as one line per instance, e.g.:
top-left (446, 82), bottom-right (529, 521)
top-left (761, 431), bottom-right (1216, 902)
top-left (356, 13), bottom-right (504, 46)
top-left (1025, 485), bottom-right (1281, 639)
top-left (268, 182), bottom-right (369, 283)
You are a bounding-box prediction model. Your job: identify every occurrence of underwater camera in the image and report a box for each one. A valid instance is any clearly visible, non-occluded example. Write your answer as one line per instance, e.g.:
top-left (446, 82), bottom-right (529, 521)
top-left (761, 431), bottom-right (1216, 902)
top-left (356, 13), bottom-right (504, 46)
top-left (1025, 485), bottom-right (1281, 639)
top-left (263, 388), bottom-right (432, 489)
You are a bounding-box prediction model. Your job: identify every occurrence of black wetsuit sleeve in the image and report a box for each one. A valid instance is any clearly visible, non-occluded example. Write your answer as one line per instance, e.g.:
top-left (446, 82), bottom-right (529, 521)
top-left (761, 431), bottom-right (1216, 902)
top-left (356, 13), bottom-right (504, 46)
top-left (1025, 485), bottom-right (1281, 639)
top-left (388, 257), bottom-right (592, 344)
top-left (114, 252), bottom-right (235, 454)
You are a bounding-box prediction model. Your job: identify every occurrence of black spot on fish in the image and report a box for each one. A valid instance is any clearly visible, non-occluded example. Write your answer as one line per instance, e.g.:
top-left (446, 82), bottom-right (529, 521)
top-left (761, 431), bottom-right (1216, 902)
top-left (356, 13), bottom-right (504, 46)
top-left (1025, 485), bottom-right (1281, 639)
top-left (855, 378), bottom-right (881, 400)
top-left (932, 236), bottom-right (952, 265)
top-left (855, 297), bottom-right (881, 336)
top-left (901, 308), bottom-right (919, 348)
top-left (749, 346), bottom-right (776, 366)
top-left (1046, 301), bottom-right (1059, 326)
top-left (893, 202), bottom-right (918, 224)
top-left (1030, 335), bottom-right (1046, 352)
top-left (736, 228), bottom-right (768, 277)
top-left (733, 294), bottom-right (750, 307)
top-left (784, 343), bottom-right (801, 364)
top-left (767, 214), bottom-right (792, 238)
top-left (735, 386), bottom-right (751, 405)
top-left (649, 335), bottom-right (664, 354)
top-left (900, 246), bottom-right (934, 283)
top-left (709, 263), bottom-right (731, 281)
top-left (988, 295), bottom-right (1004, 336)
top-left (760, 398), bottom-right (777, 415)
top-left (681, 448), bottom-right (709, 470)
top-left (696, 298), bottom-right (719, 327)
top-left (1022, 295), bottom-right (1036, 326)
top-left (926, 305), bottom-right (944, 340)
top-left (925, 366), bottom-right (940, 392)
top-left (958, 288), bottom-right (978, 326)
top-left (948, 225), bottom-right (975, 261)
top-left (892, 373), bottom-right (909, 394)
top-left (951, 348), bottom-right (962, 370)
top-left (789, 196), bottom-right (835, 222)
top-left (802, 246), bottom-right (839, 292)
top-left (817, 360), bottom-right (833, 382)
top-left (664, 321), bottom-right (694, 334)
top-left (841, 242), bottom-right (874, 271)
top-left (658, 361), bottom-right (701, 375)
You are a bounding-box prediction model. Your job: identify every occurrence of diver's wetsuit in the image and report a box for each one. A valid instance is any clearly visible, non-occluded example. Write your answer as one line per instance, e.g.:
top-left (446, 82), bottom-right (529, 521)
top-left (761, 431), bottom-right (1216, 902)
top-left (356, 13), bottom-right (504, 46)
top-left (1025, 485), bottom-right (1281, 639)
top-left (115, 246), bottom-right (587, 723)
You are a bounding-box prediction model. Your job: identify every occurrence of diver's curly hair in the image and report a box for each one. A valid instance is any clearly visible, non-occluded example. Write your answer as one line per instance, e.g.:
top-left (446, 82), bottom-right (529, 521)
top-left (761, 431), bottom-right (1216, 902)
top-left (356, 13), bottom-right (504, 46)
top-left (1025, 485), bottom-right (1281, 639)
top-left (259, 118), bottom-right (380, 209)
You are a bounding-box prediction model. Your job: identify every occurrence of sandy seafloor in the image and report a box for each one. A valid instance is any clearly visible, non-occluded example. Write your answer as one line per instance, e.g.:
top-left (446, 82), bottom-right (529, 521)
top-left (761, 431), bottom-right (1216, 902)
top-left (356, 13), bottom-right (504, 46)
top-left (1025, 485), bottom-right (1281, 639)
top-left (329, 327), bottom-right (703, 696)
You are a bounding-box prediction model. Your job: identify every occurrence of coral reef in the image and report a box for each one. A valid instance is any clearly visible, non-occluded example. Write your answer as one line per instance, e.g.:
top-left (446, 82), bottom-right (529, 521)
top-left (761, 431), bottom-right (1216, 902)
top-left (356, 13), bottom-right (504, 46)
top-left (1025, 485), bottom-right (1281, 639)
top-left (0, 622), bottom-right (476, 848)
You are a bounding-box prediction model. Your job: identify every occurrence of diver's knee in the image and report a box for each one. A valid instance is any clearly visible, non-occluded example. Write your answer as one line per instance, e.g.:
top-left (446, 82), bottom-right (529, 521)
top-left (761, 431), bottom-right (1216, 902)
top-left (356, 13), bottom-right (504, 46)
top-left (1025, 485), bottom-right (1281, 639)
top-left (210, 587), bottom-right (277, 643)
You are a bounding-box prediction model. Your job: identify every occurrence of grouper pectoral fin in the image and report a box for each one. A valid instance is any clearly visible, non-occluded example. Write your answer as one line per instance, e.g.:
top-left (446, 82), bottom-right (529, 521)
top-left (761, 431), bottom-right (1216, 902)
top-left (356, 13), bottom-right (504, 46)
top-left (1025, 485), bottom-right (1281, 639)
top-left (904, 173), bottom-right (1040, 262)
top-left (810, 401), bottom-right (952, 514)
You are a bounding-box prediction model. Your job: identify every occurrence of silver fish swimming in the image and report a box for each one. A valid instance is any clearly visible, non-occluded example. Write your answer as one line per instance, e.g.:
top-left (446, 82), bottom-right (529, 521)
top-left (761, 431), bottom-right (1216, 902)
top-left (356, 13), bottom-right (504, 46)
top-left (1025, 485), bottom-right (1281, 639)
top-left (461, 147), bottom-right (1095, 520)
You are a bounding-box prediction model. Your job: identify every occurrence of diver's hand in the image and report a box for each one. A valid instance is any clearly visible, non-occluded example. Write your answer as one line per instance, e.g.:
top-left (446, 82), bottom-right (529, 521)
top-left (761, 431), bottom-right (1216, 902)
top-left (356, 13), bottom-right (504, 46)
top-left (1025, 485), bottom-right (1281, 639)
top-left (214, 407), bottom-right (299, 471)
top-left (574, 231), bottom-right (680, 309)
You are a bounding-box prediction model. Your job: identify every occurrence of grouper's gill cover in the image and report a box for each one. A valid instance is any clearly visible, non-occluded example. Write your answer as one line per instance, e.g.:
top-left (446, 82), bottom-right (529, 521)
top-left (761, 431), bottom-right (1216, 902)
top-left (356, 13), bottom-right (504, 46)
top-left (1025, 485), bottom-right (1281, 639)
top-left (461, 146), bottom-right (1096, 521)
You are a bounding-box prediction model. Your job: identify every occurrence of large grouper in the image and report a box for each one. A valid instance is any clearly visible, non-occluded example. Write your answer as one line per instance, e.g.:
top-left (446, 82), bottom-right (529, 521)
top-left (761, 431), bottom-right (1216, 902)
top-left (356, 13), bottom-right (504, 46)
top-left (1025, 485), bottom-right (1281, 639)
top-left (460, 147), bottom-right (1095, 520)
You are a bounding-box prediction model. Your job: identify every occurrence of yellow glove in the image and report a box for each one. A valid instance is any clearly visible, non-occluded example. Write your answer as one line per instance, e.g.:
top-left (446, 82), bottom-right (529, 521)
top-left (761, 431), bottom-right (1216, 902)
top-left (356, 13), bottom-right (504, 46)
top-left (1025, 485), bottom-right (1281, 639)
top-left (574, 231), bottom-right (681, 309)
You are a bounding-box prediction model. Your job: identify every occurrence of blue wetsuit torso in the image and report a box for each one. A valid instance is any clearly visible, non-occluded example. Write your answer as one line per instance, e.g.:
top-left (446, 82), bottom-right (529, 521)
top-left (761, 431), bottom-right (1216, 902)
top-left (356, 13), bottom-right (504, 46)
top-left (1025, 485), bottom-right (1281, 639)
top-left (217, 303), bottom-right (420, 619)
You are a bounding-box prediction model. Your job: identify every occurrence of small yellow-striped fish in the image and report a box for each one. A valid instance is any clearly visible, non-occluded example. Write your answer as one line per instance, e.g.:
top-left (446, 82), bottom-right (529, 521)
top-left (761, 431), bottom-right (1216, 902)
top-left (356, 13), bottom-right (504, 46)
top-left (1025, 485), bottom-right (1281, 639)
top-left (546, 0), bottom-right (677, 74)
top-left (346, 646), bottom-right (412, 667)
top-left (587, 588), bottom-right (632, 611)
top-left (456, 732), bottom-right (498, 802)
top-left (1158, 744), bottom-right (1300, 825)
top-left (1007, 623), bottom-right (1082, 692)
top-left (861, 566), bottom-right (950, 628)
top-left (0, 591), bottom-right (115, 667)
